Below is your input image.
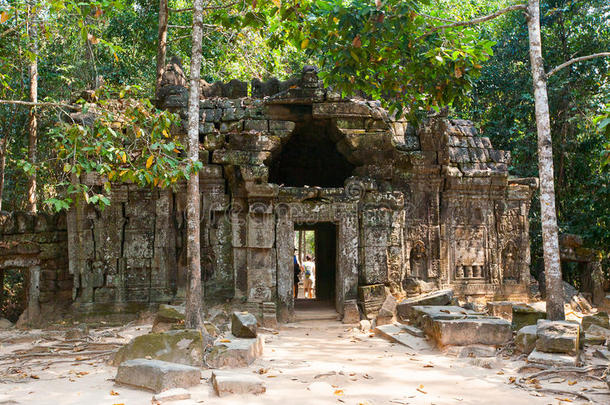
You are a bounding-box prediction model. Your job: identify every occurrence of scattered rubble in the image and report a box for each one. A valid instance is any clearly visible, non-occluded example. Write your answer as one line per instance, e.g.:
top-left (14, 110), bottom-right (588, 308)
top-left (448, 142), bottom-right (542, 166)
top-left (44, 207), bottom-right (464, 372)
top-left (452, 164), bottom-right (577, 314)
top-left (582, 311), bottom-right (609, 330)
top-left (115, 358), bottom-right (201, 393)
top-left (211, 370), bottom-right (266, 397)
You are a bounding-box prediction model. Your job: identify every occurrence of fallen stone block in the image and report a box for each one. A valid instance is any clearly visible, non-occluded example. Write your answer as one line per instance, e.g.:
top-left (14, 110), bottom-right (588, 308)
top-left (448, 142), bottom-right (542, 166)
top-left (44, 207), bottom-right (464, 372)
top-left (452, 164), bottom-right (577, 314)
top-left (512, 304), bottom-right (546, 331)
top-left (429, 317), bottom-right (512, 347)
top-left (593, 348), bottom-right (610, 361)
top-left (231, 312), bottom-right (257, 338)
top-left (115, 359), bottom-right (201, 393)
top-left (585, 324), bottom-right (610, 345)
top-left (112, 329), bottom-right (208, 367)
top-left (486, 301), bottom-right (524, 321)
top-left (205, 335), bottom-right (264, 368)
top-left (374, 323), bottom-right (432, 351)
top-left (582, 312), bottom-right (609, 331)
top-left (0, 318), bottom-right (13, 329)
top-left (400, 324), bottom-right (425, 338)
top-left (152, 305), bottom-right (185, 333)
top-left (527, 349), bottom-right (580, 367)
top-left (396, 289), bottom-right (454, 320)
top-left (376, 294), bottom-right (397, 326)
top-left (403, 305), bottom-right (483, 331)
top-left (536, 320), bottom-right (580, 355)
top-left (515, 325), bottom-right (537, 354)
top-left (211, 370), bottom-right (265, 397)
top-left (342, 299), bottom-right (360, 324)
top-left (152, 388), bottom-right (191, 403)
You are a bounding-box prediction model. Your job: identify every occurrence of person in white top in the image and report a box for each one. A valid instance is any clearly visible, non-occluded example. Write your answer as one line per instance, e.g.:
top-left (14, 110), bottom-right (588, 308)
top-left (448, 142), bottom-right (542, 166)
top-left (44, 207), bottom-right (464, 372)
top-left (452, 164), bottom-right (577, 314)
top-left (302, 254), bottom-right (315, 299)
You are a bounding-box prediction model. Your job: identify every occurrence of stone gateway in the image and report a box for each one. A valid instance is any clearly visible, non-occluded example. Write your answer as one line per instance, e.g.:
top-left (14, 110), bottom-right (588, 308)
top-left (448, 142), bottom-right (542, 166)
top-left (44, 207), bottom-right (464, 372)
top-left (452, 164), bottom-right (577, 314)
top-left (0, 66), bottom-right (538, 324)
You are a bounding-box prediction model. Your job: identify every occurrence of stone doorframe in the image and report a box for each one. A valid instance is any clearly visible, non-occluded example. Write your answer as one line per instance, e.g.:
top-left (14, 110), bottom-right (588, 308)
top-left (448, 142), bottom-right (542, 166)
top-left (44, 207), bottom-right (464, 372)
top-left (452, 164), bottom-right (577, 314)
top-left (275, 198), bottom-right (359, 323)
top-left (0, 242), bottom-right (41, 323)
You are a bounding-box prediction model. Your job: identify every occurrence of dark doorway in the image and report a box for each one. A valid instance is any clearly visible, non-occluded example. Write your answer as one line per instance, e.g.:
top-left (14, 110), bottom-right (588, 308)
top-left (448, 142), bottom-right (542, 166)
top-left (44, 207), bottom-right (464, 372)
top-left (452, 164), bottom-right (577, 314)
top-left (269, 118), bottom-right (354, 187)
top-left (294, 223), bottom-right (337, 317)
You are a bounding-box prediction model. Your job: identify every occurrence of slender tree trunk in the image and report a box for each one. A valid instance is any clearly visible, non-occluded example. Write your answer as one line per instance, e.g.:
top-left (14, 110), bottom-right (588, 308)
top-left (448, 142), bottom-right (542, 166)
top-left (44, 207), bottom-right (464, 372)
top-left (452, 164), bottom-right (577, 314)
top-left (184, 0), bottom-right (204, 329)
top-left (0, 137), bottom-right (5, 211)
top-left (526, 0), bottom-right (564, 321)
top-left (26, 3), bottom-right (38, 214)
top-left (156, 0), bottom-right (169, 96)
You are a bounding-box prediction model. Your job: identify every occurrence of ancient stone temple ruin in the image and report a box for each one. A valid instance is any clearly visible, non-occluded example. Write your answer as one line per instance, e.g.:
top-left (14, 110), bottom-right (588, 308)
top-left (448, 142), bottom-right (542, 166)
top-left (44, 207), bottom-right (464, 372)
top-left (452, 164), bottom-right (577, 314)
top-left (0, 66), bottom-right (539, 323)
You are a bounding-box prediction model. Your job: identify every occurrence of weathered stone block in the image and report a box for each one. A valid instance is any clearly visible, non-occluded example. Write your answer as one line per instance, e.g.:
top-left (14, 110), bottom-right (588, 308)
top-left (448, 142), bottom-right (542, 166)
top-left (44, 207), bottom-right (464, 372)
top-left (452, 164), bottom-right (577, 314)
top-left (486, 301), bottom-right (523, 321)
top-left (152, 304), bottom-right (185, 333)
top-left (511, 304), bottom-right (546, 331)
top-left (115, 359), bottom-right (201, 393)
top-left (358, 284), bottom-right (386, 319)
top-left (112, 330), bottom-right (207, 367)
top-left (343, 299), bottom-right (360, 324)
top-left (536, 320), bottom-right (580, 355)
top-left (429, 317), bottom-right (512, 347)
top-left (221, 107), bottom-right (245, 121)
top-left (396, 289), bottom-right (454, 320)
top-left (515, 325), bottom-right (537, 354)
top-left (231, 312), bottom-right (257, 338)
top-left (206, 335), bottom-right (264, 369)
top-left (361, 245), bottom-right (388, 285)
top-left (243, 119), bottom-right (268, 131)
top-left (582, 312), bottom-right (609, 330)
top-left (527, 349), bottom-right (579, 367)
top-left (211, 370), bottom-right (266, 397)
top-left (376, 294), bottom-right (397, 326)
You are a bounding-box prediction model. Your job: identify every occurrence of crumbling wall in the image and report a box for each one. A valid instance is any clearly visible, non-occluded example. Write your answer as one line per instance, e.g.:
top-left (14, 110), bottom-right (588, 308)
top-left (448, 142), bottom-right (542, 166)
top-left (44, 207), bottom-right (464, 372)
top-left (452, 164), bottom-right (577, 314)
top-left (0, 212), bottom-right (70, 323)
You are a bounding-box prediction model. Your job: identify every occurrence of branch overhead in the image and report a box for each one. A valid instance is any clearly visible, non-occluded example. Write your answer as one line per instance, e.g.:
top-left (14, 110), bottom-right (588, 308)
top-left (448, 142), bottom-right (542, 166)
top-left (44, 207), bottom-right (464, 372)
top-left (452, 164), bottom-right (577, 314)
top-left (418, 4), bottom-right (527, 40)
top-left (547, 52), bottom-right (610, 77)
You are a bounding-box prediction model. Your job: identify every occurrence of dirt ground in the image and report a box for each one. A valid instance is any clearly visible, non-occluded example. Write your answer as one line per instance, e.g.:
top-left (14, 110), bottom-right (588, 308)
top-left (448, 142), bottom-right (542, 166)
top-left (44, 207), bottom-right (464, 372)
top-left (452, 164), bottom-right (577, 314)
top-left (0, 318), bottom-right (608, 405)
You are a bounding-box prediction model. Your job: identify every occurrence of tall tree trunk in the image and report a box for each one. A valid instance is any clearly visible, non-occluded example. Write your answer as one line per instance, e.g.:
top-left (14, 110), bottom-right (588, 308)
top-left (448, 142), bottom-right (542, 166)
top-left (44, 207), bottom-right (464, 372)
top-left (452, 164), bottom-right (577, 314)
top-left (155, 0), bottom-right (169, 96)
top-left (26, 3), bottom-right (38, 214)
top-left (0, 137), bottom-right (5, 211)
top-left (184, 0), bottom-right (204, 329)
top-left (526, 0), bottom-right (564, 321)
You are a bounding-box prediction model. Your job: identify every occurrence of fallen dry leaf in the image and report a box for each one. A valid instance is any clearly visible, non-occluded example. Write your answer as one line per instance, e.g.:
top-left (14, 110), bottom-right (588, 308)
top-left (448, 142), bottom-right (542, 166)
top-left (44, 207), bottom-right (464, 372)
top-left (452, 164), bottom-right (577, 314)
top-left (555, 398), bottom-right (572, 402)
top-left (30, 375), bottom-right (39, 379)
top-left (219, 339), bottom-right (231, 343)
top-left (497, 371), bottom-right (504, 375)
top-left (334, 390), bottom-right (344, 396)
top-left (508, 377), bottom-right (516, 384)
top-left (567, 380), bottom-right (577, 386)
top-left (110, 390), bottom-right (119, 396)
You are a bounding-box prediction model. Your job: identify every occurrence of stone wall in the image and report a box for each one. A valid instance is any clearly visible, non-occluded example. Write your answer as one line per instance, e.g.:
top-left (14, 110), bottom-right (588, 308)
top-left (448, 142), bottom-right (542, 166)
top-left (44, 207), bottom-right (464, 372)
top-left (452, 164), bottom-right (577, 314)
top-left (0, 212), bottom-right (70, 323)
top-left (0, 65), bottom-right (539, 322)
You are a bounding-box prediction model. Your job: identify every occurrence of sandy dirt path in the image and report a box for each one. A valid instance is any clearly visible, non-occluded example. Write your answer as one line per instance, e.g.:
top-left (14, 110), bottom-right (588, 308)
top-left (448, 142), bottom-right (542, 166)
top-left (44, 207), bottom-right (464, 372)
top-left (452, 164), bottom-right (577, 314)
top-left (0, 319), bottom-right (595, 405)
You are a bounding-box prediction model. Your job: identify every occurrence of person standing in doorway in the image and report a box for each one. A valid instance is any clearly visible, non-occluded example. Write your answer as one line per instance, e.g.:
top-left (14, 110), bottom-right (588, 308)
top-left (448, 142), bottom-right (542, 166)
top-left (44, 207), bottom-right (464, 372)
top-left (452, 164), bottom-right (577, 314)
top-left (303, 254), bottom-right (315, 299)
top-left (293, 251), bottom-right (302, 298)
